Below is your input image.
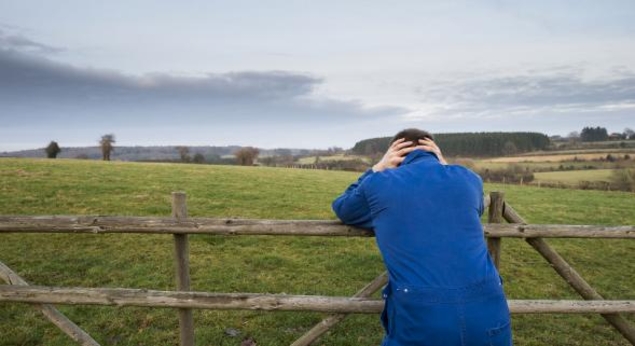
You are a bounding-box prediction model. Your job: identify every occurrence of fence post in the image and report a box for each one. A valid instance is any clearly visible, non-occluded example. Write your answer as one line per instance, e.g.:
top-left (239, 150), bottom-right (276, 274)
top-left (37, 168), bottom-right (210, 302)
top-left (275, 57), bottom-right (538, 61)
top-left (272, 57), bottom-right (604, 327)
top-left (487, 191), bottom-right (504, 269)
top-left (172, 192), bottom-right (194, 346)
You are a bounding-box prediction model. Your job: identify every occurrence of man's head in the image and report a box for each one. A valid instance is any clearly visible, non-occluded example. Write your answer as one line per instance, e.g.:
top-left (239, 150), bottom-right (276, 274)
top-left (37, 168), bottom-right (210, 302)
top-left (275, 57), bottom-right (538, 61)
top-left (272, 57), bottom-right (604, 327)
top-left (390, 128), bottom-right (434, 147)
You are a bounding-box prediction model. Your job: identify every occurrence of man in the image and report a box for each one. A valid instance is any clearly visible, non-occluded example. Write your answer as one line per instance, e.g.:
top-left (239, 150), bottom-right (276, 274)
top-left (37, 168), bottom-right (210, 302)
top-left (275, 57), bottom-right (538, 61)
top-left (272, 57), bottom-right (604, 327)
top-left (332, 129), bottom-right (512, 346)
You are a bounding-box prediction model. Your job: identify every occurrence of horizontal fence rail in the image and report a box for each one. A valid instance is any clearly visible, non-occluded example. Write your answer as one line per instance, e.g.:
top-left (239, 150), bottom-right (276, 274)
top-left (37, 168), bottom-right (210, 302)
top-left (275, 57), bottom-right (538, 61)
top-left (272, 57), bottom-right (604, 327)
top-left (0, 216), bottom-right (634, 238)
top-left (2, 285), bottom-right (635, 315)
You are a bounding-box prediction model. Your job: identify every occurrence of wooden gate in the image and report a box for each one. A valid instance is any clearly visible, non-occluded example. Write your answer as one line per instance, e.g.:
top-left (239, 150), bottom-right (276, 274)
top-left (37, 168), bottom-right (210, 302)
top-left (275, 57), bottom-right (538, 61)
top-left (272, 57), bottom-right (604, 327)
top-left (1, 192), bottom-right (634, 345)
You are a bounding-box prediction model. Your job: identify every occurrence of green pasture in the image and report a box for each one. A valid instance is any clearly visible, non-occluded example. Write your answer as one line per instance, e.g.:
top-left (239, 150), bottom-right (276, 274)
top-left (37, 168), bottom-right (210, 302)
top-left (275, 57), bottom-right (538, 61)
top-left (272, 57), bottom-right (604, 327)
top-left (553, 140), bottom-right (635, 150)
top-left (1, 158), bottom-right (634, 346)
top-left (474, 160), bottom-right (621, 172)
top-left (518, 148), bottom-right (635, 156)
top-left (296, 154), bottom-right (370, 165)
top-left (533, 169), bottom-right (614, 186)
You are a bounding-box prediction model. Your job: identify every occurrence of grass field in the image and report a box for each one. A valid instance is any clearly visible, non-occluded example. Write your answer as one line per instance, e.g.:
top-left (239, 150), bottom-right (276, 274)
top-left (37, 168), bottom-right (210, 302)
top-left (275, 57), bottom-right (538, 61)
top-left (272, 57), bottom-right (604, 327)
top-left (1, 158), bottom-right (634, 346)
top-left (533, 169), bottom-right (614, 186)
top-left (474, 160), bottom-right (629, 171)
top-left (484, 151), bottom-right (635, 163)
top-left (296, 154), bottom-right (370, 165)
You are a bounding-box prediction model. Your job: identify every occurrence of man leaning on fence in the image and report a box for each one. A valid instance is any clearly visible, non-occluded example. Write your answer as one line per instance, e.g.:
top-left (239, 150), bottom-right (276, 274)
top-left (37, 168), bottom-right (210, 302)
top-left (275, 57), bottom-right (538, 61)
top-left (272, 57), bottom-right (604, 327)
top-left (332, 128), bottom-right (512, 346)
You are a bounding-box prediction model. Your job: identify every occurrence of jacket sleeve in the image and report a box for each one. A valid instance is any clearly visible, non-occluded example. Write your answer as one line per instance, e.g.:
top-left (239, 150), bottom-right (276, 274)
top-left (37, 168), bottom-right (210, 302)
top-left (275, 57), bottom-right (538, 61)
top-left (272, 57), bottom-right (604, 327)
top-left (332, 169), bottom-right (374, 230)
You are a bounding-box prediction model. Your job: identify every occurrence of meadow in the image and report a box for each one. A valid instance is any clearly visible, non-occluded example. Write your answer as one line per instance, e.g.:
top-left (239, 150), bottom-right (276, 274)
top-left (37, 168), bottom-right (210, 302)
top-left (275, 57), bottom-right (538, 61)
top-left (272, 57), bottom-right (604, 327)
top-left (1, 158), bottom-right (634, 346)
top-left (472, 148), bottom-right (635, 191)
top-left (485, 150), bottom-right (634, 163)
top-left (296, 154), bottom-right (370, 165)
top-left (533, 169), bottom-right (614, 187)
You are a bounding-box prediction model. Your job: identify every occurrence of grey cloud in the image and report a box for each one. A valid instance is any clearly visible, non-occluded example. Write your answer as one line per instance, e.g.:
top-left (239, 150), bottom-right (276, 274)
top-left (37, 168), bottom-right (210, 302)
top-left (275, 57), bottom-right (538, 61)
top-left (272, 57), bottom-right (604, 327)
top-left (0, 29), bottom-right (64, 54)
top-left (0, 44), bottom-right (408, 127)
top-left (418, 68), bottom-right (635, 116)
top-left (142, 71), bottom-right (320, 100)
top-left (0, 48), bottom-right (319, 101)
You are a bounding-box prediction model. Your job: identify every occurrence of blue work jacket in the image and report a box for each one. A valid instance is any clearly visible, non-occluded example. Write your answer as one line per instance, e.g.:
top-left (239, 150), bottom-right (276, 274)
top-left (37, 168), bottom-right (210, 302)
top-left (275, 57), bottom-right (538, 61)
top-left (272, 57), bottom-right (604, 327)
top-left (332, 150), bottom-right (511, 345)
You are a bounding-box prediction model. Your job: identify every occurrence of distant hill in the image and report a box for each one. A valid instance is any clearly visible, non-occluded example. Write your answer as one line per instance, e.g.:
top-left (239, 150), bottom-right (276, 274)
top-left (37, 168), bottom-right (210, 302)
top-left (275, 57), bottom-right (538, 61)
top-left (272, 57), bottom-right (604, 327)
top-left (0, 146), bottom-right (315, 162)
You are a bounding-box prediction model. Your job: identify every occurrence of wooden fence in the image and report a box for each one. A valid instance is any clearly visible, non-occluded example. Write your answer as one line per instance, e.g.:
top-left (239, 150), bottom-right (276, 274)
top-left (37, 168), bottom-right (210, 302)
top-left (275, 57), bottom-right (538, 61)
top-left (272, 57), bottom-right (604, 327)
top-left (1, 191), bottom-right (634, 346)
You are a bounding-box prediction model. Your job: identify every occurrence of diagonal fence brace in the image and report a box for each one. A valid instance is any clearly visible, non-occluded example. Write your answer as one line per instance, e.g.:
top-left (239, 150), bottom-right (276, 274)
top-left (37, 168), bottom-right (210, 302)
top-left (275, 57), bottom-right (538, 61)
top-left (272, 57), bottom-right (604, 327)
top-left (291, 271), bottom-right (388, 346)
top-left (503, 203), bottom-right (635, 346)
top-left (0, 260), bottom-right (100, 346)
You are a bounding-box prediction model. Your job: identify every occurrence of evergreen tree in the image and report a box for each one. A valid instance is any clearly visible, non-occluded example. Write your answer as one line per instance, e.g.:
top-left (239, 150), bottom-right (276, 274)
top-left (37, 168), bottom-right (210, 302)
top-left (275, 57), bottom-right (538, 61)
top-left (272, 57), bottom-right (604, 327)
top-left (580, 126), bottom-right (609, 142)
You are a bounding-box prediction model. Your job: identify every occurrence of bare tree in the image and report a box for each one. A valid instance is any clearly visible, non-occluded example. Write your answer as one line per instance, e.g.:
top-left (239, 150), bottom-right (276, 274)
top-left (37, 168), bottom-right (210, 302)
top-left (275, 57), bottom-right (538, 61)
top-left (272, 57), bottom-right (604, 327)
top-left (610, 169), bottom-right (635, 192)
top-left (234, 147), bottom-right (260, 166)
top-left (567, 131), bottom-right (580, 143)
top-left (192, 152), bottom-right (205, 164)
top-left (45, 141), bottom-right (61, 159)
top-left (176, 146), bottom-right (190, 162)
top-left (100, 134), bottom-right (115, 161)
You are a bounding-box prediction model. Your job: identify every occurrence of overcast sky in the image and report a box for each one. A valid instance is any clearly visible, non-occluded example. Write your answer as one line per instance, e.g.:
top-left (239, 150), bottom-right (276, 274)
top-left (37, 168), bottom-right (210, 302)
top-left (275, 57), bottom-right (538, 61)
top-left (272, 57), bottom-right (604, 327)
top-left (1, 1), bottom-right (634, 151)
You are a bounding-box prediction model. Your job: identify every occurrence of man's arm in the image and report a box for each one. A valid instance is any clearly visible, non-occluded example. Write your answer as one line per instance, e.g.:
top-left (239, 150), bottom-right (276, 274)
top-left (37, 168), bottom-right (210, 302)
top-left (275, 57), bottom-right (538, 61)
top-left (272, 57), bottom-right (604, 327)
top-left (332, 170), bottom-right (374, 229)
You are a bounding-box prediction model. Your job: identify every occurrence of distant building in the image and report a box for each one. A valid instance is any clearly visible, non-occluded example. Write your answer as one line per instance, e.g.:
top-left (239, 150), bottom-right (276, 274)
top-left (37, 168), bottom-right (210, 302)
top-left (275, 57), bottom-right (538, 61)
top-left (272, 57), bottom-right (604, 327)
top-left (609, 133), bottom-right (625, 140)
top-left (550, 135), bottom-right (565, 142)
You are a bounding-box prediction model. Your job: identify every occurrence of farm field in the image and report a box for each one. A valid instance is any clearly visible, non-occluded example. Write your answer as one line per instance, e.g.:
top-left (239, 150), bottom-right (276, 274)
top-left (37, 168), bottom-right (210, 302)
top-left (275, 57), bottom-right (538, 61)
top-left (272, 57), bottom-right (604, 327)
top-left (1, 158), bottom-right (634, 346)
top-left (296, 154), bottom-right (370, 165)
top-left (484, 151), bottom-right (634, 163)
top-left (533, 169), bottom-right (614, 186)
top-left (552, 140), bottom-right (635, 150)
top-left (474, 160), bottom-right (632, 172)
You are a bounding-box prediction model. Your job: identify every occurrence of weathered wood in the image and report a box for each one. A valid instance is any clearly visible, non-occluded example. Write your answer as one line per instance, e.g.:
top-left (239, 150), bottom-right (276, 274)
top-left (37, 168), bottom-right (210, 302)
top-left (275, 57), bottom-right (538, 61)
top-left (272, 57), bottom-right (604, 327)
top-left (487, 192), bottom-right (504, 269)
top-left (510, 299), bottom-right (635, 314)
top-left (0, 262), bottom-right (100, 346)
top-left (1, 215), bottom-right (633, 238)
top-left (527, 237), bottom-right (635, 344)
top-left (504, 202), bottom-right (635, 344)
top-left (483, 194), bottom-right (491, 210)
top-left (502, 202), bottom-right (526, 224)
top-left (0, 285), bottom-right (383, 313)
top-left (291, 272), bottom-right (388, 346)
top-left (485, 224), bottom-right (635, 238)
top-left (488, 192), bottom-right (505, 224)
top-left (0, 216), bottom-right (374, 236)
top-left (2, 285), bottom-right (635, 314)
top-left (172, 192), bottom-right (194, 346)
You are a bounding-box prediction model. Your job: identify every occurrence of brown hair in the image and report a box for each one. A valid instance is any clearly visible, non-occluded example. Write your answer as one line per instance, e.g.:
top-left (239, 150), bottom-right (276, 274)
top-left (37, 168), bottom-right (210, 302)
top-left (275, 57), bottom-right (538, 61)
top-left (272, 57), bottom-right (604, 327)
top-left (390, 128), bottom-right (434, 147)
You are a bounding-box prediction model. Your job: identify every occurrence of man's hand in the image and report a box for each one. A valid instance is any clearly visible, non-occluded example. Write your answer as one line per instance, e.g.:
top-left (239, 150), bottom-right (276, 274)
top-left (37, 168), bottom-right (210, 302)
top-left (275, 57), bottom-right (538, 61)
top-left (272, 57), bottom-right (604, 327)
top-left (372, 138), bottom-right (417, 172)
top-left (418, 138), bottom-right (447, 165)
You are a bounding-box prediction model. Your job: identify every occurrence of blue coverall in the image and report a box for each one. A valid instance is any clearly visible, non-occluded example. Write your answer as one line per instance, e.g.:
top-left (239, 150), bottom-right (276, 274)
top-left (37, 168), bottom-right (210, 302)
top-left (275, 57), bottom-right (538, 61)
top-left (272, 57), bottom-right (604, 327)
top-left (332, 150), bottom-right (512, 346)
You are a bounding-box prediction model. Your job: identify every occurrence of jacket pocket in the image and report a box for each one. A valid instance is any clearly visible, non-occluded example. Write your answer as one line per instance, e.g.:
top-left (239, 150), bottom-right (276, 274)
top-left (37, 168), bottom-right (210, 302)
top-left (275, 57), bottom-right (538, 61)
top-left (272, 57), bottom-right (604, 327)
top-left (487, 319), bottom-right (512, 346)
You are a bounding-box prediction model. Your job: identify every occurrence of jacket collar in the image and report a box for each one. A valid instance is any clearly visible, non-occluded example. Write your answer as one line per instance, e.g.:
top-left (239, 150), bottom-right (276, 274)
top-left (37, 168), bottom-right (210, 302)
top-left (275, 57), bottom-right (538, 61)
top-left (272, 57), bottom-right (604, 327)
top-left (402, 149), bottom-right (439, 166)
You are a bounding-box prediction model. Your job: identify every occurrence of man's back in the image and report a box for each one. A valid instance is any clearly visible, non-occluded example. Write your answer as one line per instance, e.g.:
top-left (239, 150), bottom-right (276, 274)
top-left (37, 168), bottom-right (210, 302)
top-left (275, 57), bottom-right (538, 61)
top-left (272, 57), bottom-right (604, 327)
top-left (362, 150), bottom-right (497, 288)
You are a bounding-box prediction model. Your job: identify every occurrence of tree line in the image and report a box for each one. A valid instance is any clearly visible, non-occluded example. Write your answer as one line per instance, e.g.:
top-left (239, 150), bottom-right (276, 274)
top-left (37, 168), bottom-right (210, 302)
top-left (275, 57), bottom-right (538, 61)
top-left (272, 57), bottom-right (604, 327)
top-left (37, 127), bottom-right (634, 163)
top-left (568, 127), bottom-right (635, 142)
top-left (351, 132), bottom-right (551, 157)
top-left (45, 134), bottom-right (115, 160)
